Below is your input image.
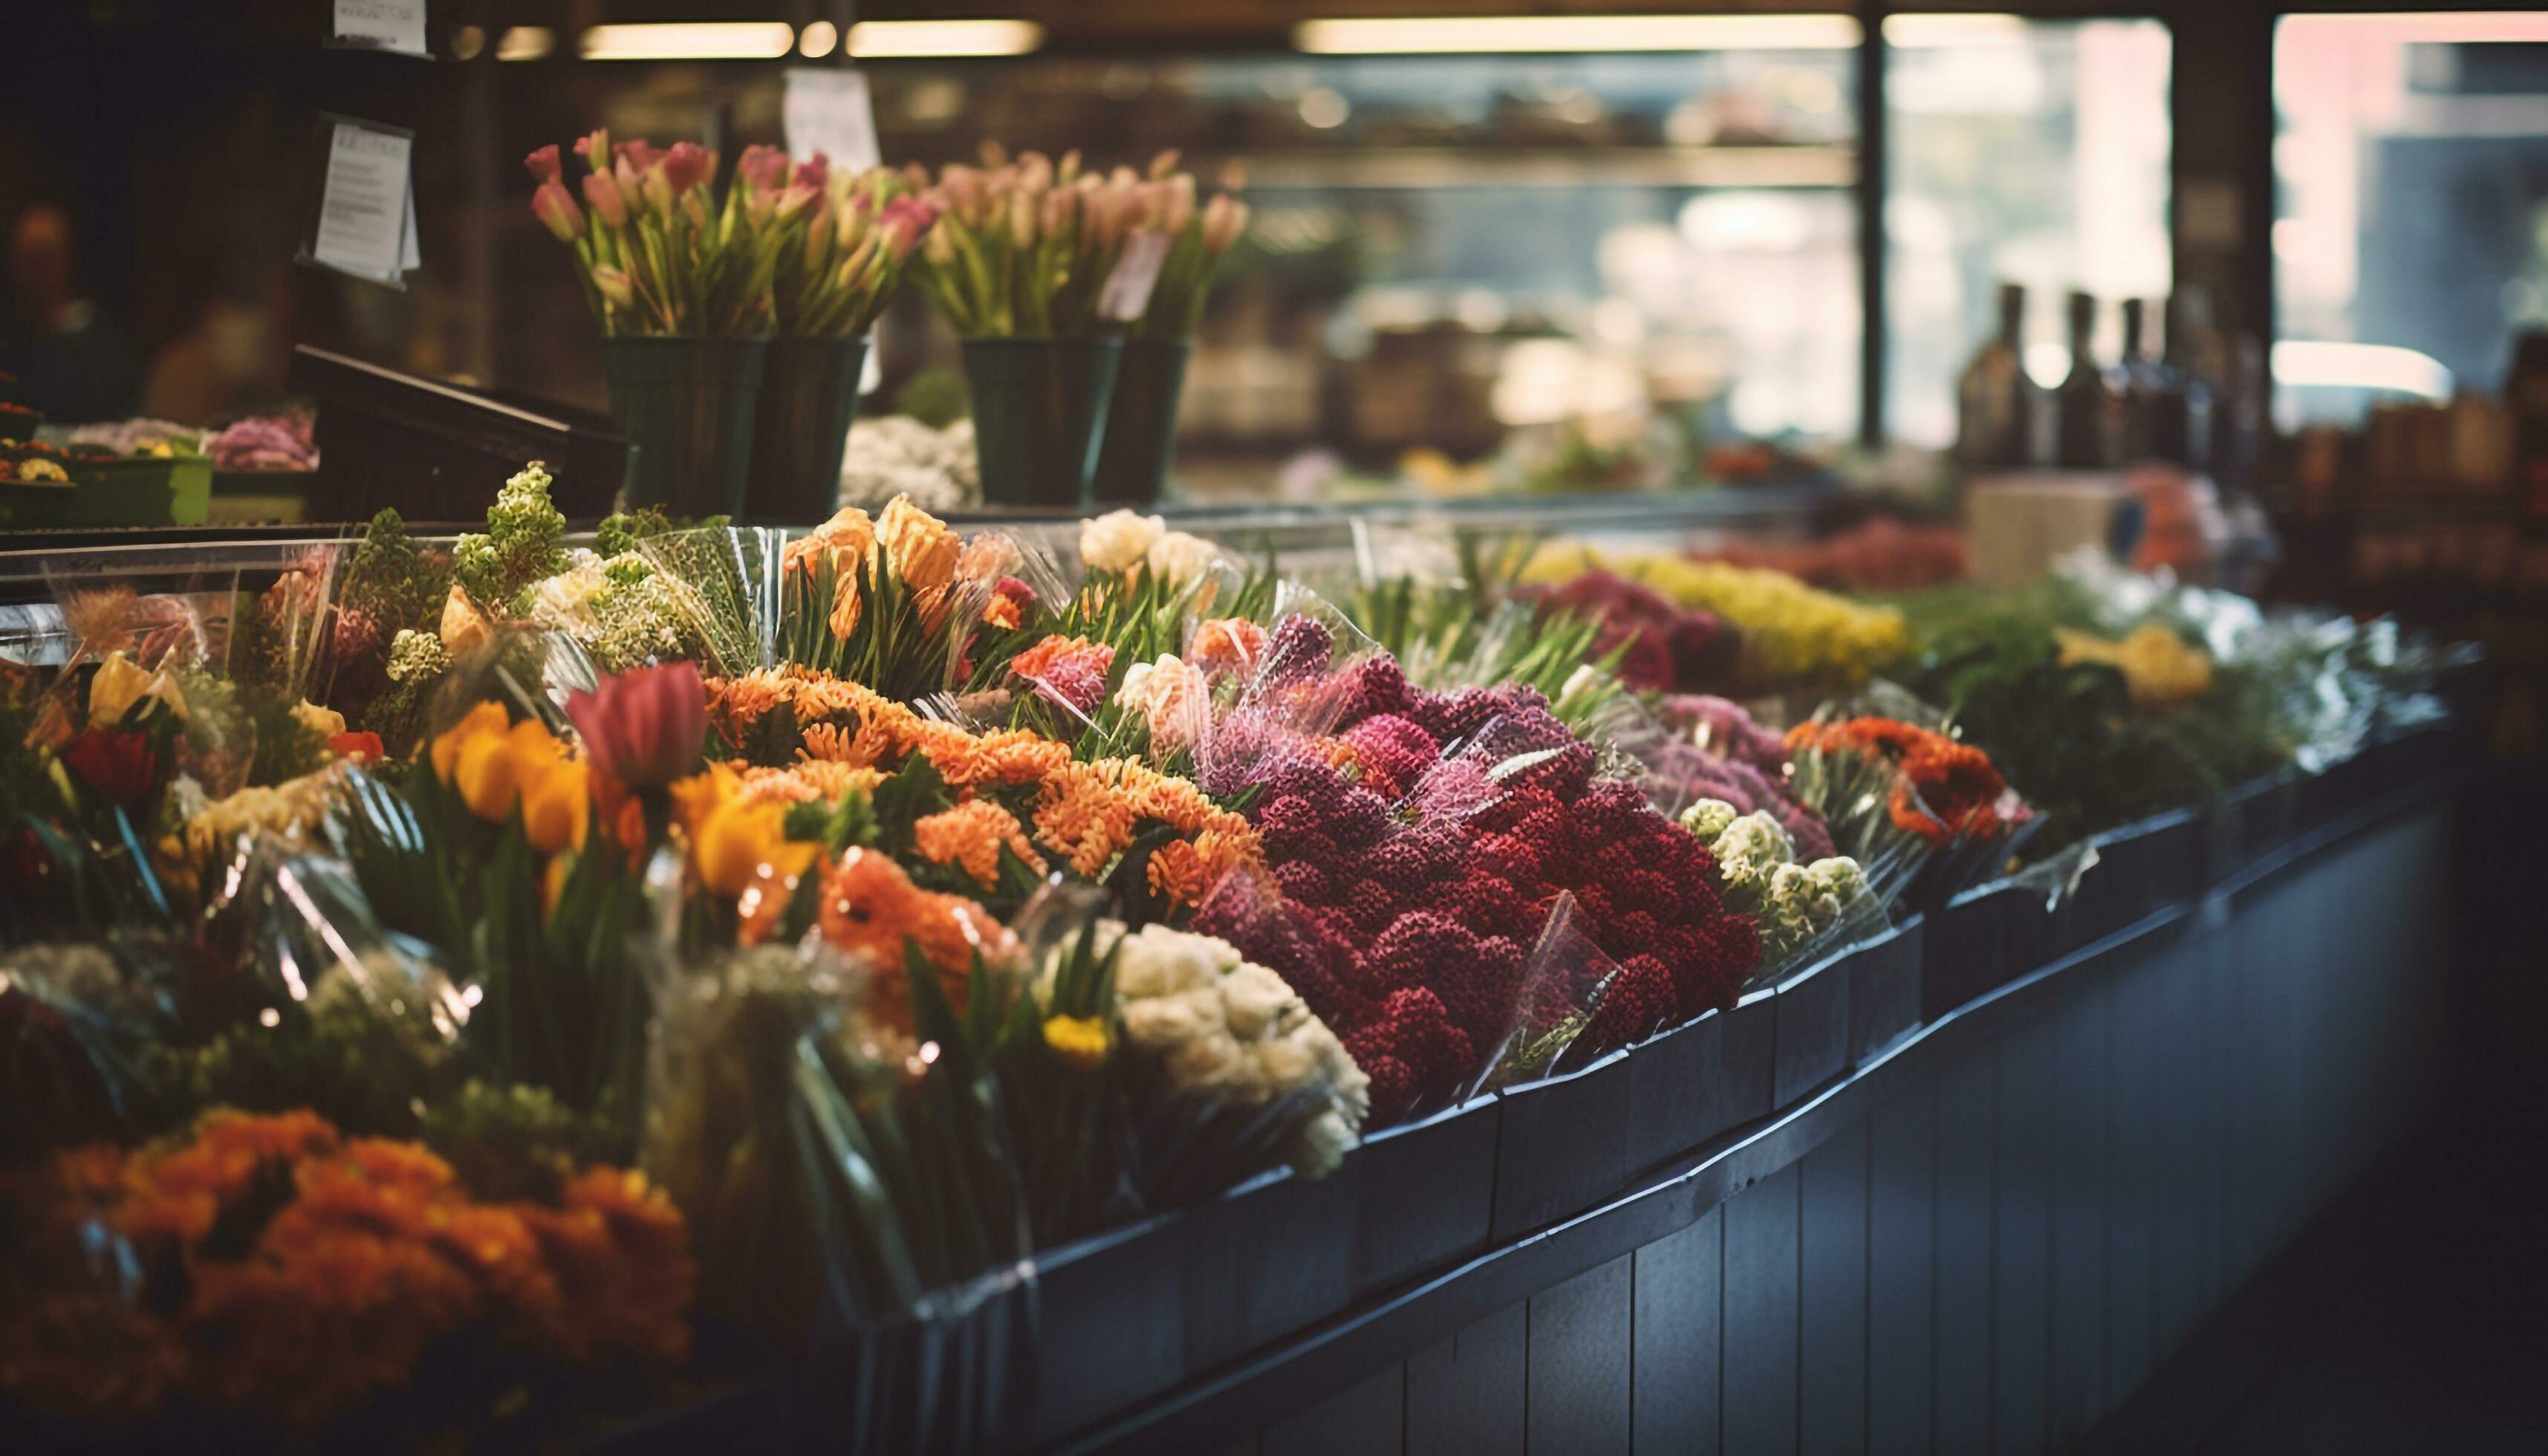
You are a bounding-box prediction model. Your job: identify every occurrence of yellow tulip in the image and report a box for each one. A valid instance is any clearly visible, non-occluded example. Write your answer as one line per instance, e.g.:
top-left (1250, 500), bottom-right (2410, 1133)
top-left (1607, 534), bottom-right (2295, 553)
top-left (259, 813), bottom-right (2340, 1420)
top-left (430, 701), bottom-right (511, 784)
top-left (521, 758), bottom-right (592, 854)
top-left (875, 495), bottom-right (961, 595)
top-left (694, 801), bottom-right (817, 897)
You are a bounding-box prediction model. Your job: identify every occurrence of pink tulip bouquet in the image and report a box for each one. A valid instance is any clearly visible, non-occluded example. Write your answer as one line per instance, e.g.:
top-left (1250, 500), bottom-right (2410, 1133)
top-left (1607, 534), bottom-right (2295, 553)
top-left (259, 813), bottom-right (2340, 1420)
top-left (911, 145), bottom-right (1177, 339)
top-left (1125, 150), bottom-right (1251, 342)
top-left (524, 131), bottom-right (793, 337)
top-left (738, 147), bottom-right (940, 339)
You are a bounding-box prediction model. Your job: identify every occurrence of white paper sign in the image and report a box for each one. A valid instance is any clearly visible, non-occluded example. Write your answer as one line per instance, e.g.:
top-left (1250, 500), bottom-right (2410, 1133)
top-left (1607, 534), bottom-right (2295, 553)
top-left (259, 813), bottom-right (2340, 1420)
top-left (783, 68), bottom-right (881, 171)
top-left (332, 0), bottom-right (429, 58)
top-left (311, 123), bottom-right (415, 283)
top-left (1097, 232), bottom-right (1171, 324)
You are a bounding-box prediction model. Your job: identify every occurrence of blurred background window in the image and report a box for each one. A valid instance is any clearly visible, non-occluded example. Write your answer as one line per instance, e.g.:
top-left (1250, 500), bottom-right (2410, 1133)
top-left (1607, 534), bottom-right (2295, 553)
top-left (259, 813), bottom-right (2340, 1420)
top-left (866, 33), bottom-right (1862, 496)
top-left (2275, 13), bottom-right (2548, 427)
top-left (1882, 14), bottom-right (2176, 448)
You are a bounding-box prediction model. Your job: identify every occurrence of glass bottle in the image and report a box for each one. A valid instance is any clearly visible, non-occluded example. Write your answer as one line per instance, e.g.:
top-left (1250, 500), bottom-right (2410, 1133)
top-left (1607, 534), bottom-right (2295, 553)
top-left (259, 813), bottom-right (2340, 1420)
top-left (2055, 290), bottom-right (2117, 469)
top-left (1955, 282), bottom-right (2038, 471)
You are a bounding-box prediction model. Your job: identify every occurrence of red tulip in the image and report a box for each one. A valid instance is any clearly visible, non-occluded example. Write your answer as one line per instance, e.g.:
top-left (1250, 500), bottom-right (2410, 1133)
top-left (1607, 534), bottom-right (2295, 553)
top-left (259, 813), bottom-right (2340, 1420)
top-left (566, 661), bottom-right (706, 790)
top-left (524, 143), bottom-right (562, 186)
top-left (60, 727), bottom-right (161, 807)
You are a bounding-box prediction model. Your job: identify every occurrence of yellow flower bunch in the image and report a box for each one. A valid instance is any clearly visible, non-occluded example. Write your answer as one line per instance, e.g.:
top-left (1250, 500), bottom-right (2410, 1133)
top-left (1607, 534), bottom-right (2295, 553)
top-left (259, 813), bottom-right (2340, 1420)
top-left (429, 702), bottom-right (591, 854)
top-left (2055, 623), bottom-right (2215, 710)
top-left (1525, 544), bottom-right (1909, 690)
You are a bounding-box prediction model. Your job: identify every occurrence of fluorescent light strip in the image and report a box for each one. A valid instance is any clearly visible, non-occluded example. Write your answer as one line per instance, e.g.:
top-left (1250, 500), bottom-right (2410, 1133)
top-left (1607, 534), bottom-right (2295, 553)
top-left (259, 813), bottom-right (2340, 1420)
top-left (1882, 14), bottom-right (2032, 49)
top-left (1295, 14), bottom-right (1859, 54)
top-left (579, 22), bottom-right (796, 62)
top-left (845, 19), bottom-right (1044, 57)
top-left (2281, 11), bottom-right (2548, 45)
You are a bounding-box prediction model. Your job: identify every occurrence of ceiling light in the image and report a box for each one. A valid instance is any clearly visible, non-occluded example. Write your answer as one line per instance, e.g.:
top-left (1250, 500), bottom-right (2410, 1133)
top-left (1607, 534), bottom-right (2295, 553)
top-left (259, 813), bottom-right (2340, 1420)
top-left (2280, 12), bottom-right (2548, 45)
top-left (579, 22), bottom-right (796, 62)
top-left (496, 26), bottom-right (554, 61)
top-left (1294, 15), bottom-right (1859, 54)
top-left (845, 19), bottom-right (1044, 57)
top-left (799, 21), bottom-right (838, 57)
top-left (1882, 14), bottom-right (2030, 48)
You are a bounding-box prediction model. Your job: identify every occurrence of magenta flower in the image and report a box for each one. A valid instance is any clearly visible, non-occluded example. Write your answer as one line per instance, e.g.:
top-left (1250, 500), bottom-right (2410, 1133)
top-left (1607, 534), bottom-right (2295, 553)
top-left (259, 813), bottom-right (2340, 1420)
top-left (524, 143), bottom-right (562, 186)
top-left (613, 138), bottom-right (663, 172)
top-left (736, 143), bottom-right (789, 192)
top-left (663, 142), bottom-right (711, 197)
top-left (792, 154), bottom-right (831, 192)
top-left (566, 660), bottom-right (707, 790)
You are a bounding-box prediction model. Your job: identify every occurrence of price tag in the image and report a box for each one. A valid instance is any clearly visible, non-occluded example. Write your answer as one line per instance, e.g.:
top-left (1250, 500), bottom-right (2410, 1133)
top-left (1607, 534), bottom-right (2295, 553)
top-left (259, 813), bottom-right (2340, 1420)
top-left (1097, 232), bottom-right (1171, 325)
top-left (783, 68), bottom-right (880, 171)
top-left (331, 0), bottom-right (429, 57)
top-left (307, 120), bottom-right (415, 284)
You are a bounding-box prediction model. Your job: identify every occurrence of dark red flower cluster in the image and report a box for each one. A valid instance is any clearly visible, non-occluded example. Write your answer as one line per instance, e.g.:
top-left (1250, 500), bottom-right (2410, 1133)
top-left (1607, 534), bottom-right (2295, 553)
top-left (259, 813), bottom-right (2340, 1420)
top-left (1195, 634), bottom-right (1761, 1120)
top-left (1518, 570), bottom-right (1741, 692)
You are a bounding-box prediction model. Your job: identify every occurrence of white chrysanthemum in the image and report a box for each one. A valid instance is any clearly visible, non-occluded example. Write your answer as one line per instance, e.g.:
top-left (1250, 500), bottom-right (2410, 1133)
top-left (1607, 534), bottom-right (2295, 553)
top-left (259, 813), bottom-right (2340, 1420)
top-left (1166, 1027), bottom-right (1249, 1094)
top-left (1292, 1107), bottom-right (1360, 1179)
top-left (1122, 992), bottom-right (1208, 1051)
top-left (1080, 508), bottom-right (1165, 573)
top-left (1221, 961), bottom-right (1294, 1041)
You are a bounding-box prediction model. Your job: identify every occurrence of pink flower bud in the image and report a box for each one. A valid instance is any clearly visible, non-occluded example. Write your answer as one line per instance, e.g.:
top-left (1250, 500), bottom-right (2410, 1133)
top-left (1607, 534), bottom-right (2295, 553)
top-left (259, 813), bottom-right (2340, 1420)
top-left (663, 141), bottom-right (711, 198)
top-left (532, 181), bottom-right (585, 242)
top-left (524, 143), bottom-right (562, 186)
top-left (593, 266), bottom-right (635, 308)
top-left (574, 129), bottom-right (611, 166)
top-left (793, 153), bottom-right (831, 193)
top-left (614, 139), bottom-right (663, 173)
top-left (737, 143), bottom-right (788, 193)
top-left (1201, 194), bottom-right (1249, 256)
top-left (615, 155), bottom-right (649, 217)
top-left (582, 169), bottom-right (629, 229)
top-left (776, 182), bottom-right (820, 222)
top-left (881, 197), bottom-right (939, 261)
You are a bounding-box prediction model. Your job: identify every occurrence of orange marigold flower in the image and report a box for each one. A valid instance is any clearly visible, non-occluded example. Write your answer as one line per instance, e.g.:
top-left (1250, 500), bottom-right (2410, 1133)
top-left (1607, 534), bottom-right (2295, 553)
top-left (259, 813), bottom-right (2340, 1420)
top-left (914, 799), bottom-right (1046, 889)
top-left (815, 848), bottom-right (1019, 1032)
top-left (1143, 825), bottom-right (1266, 910)
top-left (519, 1167), bottom-right (695, 1366)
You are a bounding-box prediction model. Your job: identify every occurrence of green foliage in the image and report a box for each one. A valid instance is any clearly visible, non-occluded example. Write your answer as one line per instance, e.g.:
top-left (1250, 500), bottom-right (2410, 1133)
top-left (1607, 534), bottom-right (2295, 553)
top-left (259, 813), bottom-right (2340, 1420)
top-left (342, 507), bottom-right (452, 635)
top-left (452, 462), bottom-right (570, 613)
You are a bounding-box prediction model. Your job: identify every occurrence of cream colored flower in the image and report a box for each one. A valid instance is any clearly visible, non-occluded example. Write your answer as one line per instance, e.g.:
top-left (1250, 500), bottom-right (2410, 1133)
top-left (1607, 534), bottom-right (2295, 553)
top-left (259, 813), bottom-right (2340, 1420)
top-left (1079, 508), bottom-right (1164, 574)
top-left (1145, 530), bottom-right (1219, 588)
top-left (439, 583), bottom-right (492, 655)
top-left (1121, 992), bottom-right (1207, 1050)
top-left (88, 650), bottom-right (186, 727)
top-left (290, 699), bottom-right (347, 739)
top-left (1220, 961), bottom-right (1293, 1041)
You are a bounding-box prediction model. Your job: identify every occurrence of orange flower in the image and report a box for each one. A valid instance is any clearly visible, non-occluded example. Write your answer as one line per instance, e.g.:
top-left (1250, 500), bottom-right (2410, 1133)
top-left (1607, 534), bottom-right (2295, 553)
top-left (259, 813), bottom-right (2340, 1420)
top-left (787, 507), bottom-right (878, 638)
top-left (1144, 826), bottom-right (1264, 910)
top-left (875, 495), bottom-right (961, 598)
top-left (518, 1167), bottom-right (694, 1366)
top-left (982, 594), bottom-right (1023, 631)
top-left (913, 799), bottom-right (1045, 889)
top-left (1189, 617), bottom-right (1267, 678)
top-left (735, 759), bottom-right (887, 807)
top-left (815, 848), bottom-right (1018, 1032)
